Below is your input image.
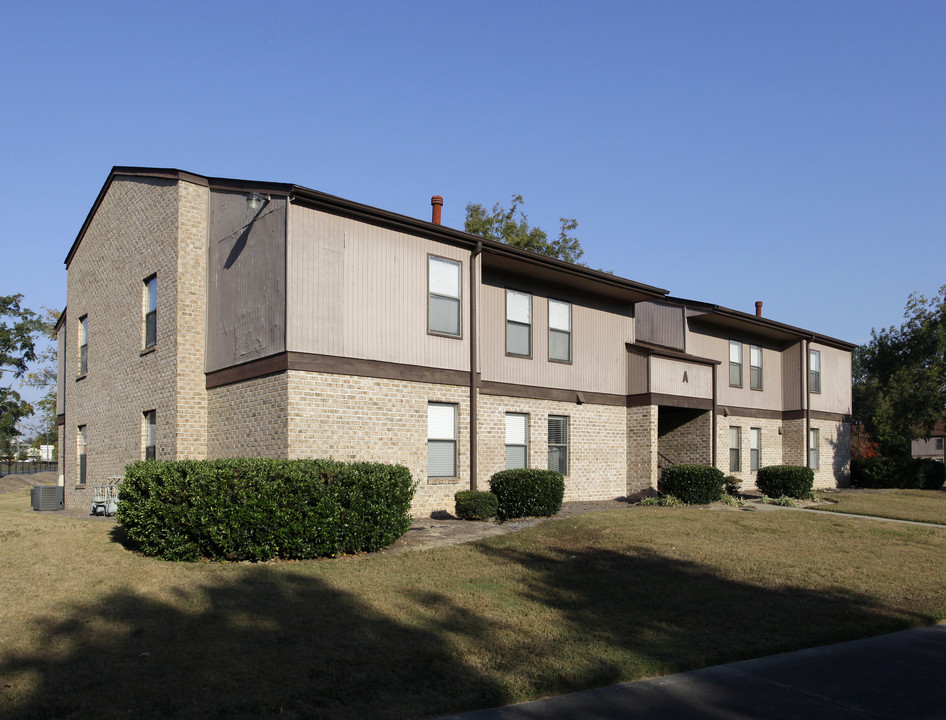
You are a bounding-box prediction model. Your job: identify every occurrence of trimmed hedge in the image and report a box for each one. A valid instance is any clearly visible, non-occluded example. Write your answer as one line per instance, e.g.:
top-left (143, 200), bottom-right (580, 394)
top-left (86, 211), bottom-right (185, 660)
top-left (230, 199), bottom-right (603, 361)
top-left (117, 458), bottom-right (416, 562)
top-left (454, 490), bottom-right (498, 520)
top-left (659, 464), bottom-right (724, 505)
top-left (489, 469), bottom-right (564, 520)
top-left (852, 457), bottom-right (946, 490)
top-left (756, 465), bottom-right (814, 499)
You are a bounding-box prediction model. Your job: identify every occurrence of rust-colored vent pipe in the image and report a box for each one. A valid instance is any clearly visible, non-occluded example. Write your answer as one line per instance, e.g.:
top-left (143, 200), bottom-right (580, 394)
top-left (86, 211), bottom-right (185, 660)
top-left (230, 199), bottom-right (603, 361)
top-left (755, 301), bottom-right (763, 317)
top-left (431, 195), bottom-right (443, 225)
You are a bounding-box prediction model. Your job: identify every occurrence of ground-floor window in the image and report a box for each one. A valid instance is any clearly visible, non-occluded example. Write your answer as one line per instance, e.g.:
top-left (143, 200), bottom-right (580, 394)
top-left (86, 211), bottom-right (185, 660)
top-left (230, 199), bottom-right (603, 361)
top-left (77, 425), bottom-right (87, 486)
top-left (505, 413), bottom-right (529, 470)
top-left (750, 427), bottom-right (761, 471)
top-left (729, 426), bottom-right (741, 473)
top-left (809, 427), bottom-right (820, 470)
top-left (144, 410), bottom-right (156, 460)
top-left (548, 415), bottom-right (568, 475)
top-left (427, 403), bottom-right (457, 477)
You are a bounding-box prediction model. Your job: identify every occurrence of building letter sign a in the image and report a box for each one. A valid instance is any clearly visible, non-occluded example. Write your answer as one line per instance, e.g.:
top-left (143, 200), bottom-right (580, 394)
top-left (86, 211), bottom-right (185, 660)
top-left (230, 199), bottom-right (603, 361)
top-left (683, 371), bottom-right (689, 383)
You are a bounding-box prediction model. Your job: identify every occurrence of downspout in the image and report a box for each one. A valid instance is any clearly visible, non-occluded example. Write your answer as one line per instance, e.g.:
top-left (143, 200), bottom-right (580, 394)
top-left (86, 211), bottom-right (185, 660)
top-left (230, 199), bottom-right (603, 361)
top-left (804, 338), bottom-right (811, 466)
top-left (711, 363), bottom-right (717, 468)
top-left (469, 241), bottom-right (482, 490)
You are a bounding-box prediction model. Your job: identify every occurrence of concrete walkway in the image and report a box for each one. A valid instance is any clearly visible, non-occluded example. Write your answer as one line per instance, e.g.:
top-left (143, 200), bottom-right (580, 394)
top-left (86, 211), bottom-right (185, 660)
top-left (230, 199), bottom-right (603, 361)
top-left (437, 624), bottom-right (946, 719)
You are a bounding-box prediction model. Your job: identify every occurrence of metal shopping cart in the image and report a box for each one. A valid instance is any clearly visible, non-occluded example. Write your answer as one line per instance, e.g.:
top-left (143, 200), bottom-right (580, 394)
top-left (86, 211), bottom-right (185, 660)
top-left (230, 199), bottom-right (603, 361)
top-left (90, 477), bottom-right (122, 516)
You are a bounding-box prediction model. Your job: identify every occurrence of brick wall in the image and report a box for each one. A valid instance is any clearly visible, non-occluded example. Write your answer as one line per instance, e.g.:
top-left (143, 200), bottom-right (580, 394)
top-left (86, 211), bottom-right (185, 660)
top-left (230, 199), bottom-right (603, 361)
top-left (476, 395), bottom-right (628, 502)
top-left (207, 373), bottom-right (290, 459)
top-left (717, 415), bottom-right (784, 493)
top-left (63, 177), bottom-right (182, 511)
top-left (658, 408), bottom-right (712, 467)
top-left (627, 405), bottom-right (658, 496)
top-left (285, 371), bottom-right (470, 518)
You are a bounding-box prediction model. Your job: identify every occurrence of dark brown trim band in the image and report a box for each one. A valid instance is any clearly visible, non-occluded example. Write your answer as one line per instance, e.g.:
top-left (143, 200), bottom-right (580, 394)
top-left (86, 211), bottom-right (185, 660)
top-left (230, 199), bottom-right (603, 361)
top-left (785, 409), bottom-right (850, 423)
top-left (480, 381), bottom-right (626, 407)
top-left (717, 405), bottom-right (784, 421)
top-left (627, 393), bottom-right (714, 411)
top-left (206, 351), bottom-right (472, 390)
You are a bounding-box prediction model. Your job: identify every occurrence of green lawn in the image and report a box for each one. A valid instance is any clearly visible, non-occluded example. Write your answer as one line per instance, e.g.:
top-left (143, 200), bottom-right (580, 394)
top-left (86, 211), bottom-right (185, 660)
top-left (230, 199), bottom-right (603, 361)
top-left (2, 491), bottom-right (946, 719)
top-left (810, 489), bottom-right (946, 525)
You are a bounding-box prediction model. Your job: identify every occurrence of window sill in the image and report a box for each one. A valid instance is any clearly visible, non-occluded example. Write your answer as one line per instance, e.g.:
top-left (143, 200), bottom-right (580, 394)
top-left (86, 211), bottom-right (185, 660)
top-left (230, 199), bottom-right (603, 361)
top-left (140, 346), bottom-right (156, 357)
top-left (427, 477), bottom-right (460, 485)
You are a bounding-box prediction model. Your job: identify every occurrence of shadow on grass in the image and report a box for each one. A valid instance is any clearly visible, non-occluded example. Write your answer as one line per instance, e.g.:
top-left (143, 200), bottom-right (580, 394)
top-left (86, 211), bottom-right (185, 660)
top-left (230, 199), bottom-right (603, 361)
top-left (2, 531), bottom-right (936, 719)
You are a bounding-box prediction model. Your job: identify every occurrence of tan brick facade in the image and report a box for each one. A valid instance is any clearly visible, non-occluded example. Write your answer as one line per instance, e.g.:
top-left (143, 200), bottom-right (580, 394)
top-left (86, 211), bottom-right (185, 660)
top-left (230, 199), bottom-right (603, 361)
top-left (476, 395), bottom-right (629, 502)
top-left (626, 405), bottom-right (658, 496)
top-left (207, 373), bottom-right (290, 459)
top-left (61, 177), bottom-right (210, 512)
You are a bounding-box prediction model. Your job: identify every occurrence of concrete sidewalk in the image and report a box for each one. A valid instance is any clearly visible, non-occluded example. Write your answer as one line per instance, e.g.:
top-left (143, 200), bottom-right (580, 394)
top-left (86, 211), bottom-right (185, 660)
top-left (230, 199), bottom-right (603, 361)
top-left (438, 624), bottom-right (946, 719)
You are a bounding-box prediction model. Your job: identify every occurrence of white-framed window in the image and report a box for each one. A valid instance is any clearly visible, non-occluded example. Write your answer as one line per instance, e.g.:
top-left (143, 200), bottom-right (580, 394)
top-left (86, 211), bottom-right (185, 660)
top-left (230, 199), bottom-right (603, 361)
top-left (729, 340), bottom-right (742, 387)
top-left (77, 425), bottom-right (87, 486)
top-left (729, 426), bottom-right (741, 473)
top-left (548, 415), bottom-right (569, 475)
top-left (427, 403), bottom-right (457, 478)
top-left (79, 315), bottom-right (88, 376)
top-left (809, 349), bottom-right (822, 394)
top-left (428, 256), bottom-right (461, 337)
top-left (750, 427), bottom-right (761, 471)
top-left (506, 290), bottom-right (532, 357)
top-left (809, 427), bottom-right (820, 470)
top-left (750, 345), bottom-right (763, 391)
top-left (936, 438), bottom-right (944, 451)
top-left (505, 412), bottom-right (529, 469)
top-left (548, 299), bottom-right (572, 363)
top-left (144, 275), bottom-right (157, 348)
top-left (144, 410), bottom-right (156, 460)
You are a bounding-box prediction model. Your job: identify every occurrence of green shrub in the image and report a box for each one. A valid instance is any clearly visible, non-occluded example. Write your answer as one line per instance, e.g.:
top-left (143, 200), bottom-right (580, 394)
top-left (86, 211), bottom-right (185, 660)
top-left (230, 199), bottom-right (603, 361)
top-left (454, 490), bottom-right (498, 520)
top-left (489, 469), bottom-right (565, 520)
top-left (723, 475), bottom-right (741, 496)
top-left (658, 464), bottom-right (724, 505)
top-left (852, 457), bottom-right (946, 490)
top-left (756, 465), bottom-right (814, 499)
top-left (117, 458), bottom-right (416, 562)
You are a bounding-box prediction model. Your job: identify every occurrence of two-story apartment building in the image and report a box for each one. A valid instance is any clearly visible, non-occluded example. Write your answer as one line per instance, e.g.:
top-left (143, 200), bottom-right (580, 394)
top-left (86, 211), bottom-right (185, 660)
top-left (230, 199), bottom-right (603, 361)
top-left (56, 167), bottom-right (855, 516)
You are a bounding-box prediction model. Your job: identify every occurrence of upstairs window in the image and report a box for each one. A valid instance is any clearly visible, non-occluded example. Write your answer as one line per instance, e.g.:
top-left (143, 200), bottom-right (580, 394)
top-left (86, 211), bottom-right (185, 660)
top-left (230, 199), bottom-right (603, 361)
top-left (548, 299), bottom-right (572, 363)
top-left (809, 427), bottom-right (820, 470)
top-left (427, 403), bottom-right (457, 478)
top-left (144, 275), bottom-right (157, 348)
top-left (935, 438), bottom-right (944, 451)
top-left (506, 290), bottom-right (532, 357)
top-left (749, 345), bottom-right (763, 390)
top-left (505, 412), bottom-right (529, 469)
top-left (428, 257), bottom-right (461, 337)
top-left (809, 349), bottom-right (822, 394)
top-left (729, 340), bottom-right (742, 387)
top-left (750, 427), bottom-right (761, 471)
top-left (729, 426), bottom-right (741, 472)
top-left (144, 410), bottom-right (156, 460)
top-left (79, 316), bottom-right (88, 375)
top-left (548, 415), bottom-right (569, 475)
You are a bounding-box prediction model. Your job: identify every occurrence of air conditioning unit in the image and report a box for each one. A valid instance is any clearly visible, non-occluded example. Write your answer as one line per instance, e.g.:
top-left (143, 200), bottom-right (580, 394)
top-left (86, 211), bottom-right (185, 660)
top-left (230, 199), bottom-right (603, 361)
top-left (31, 486), bottom-right (64, 511)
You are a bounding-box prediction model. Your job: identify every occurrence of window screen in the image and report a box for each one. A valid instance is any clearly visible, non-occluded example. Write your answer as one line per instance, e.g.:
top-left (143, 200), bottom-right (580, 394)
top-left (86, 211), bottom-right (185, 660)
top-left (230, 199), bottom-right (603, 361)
top-left (809, 349), bottom-right (822, 394)
top-left (145, 276), bottom-right (157, 348)
top-left (750, 427), bottom-right (761, 471)
top-left (729, 426), bottom-right (741, 472)
top-left (506, 290), bottom-right (532, 356)
top-left (548, 300), bottom-right (571, 362)
top-left (427, 403), bottom-right (457, 477)
top-left (429, 257), bottom-right (461, 336)
top-left (750, 345), bottom-right (762, 390)
top-left (729, 341), bottom-right (742, 387)
top-left (809, 427), bottom-right (820, 470)
top-left (505, 413), bottom-right (529, 469)
top-left (548, 415), bottom-right (568, 475)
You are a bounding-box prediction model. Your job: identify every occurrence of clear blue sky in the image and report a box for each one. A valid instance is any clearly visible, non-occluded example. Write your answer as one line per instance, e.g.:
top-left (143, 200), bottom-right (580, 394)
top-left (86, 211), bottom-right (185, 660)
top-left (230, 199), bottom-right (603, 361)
top-left (3, 1), bottom-right (944, 407)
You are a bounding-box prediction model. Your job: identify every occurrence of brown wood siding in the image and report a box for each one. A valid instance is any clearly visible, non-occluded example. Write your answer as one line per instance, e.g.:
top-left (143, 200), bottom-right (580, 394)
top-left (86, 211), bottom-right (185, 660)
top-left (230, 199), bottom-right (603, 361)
top-left (626, 349), bottom-right (648, 394)
top-left (781, 340), bottom-right (804, 411)
top-left (636, 301), bottom-right (685, 351)
top-left (479, 275), bottom-right (632, 394)
top-left (650, 357), bottom-right (713, 399)
top-left (686, 324), bottom-right (784, 410)
top-left (809, 343), bottom-right (852, 414)
top-left (286, 205), bottom-right (470, 371)
top-left (206, 191), bottom-right (287, 372)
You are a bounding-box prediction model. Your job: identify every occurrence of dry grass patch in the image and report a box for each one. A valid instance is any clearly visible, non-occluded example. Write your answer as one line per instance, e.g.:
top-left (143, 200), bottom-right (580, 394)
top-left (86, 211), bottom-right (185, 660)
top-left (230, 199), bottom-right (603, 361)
top-left (809, 489), bottom-right (946, 525)
top-left (2, 491), bottom-right (946, 719)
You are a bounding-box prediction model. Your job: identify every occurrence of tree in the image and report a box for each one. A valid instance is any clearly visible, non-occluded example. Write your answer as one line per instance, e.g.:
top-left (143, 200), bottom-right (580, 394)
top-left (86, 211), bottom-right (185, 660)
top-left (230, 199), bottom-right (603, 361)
top-left (0, 295), bottom-right (41, 453)
top-left (464, 194), bottom-right (585, 264)
top-left (853, 286), bottom-right (946, 457)
top-left (21, 308), bottom-right (60, 454)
